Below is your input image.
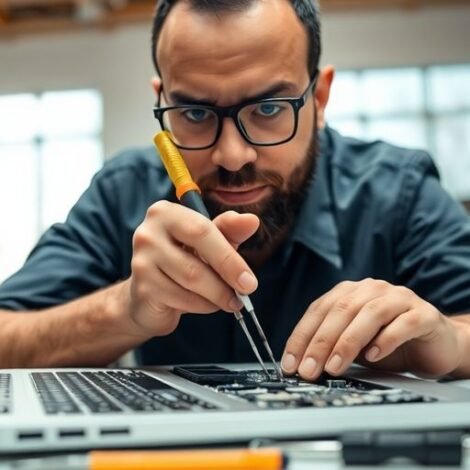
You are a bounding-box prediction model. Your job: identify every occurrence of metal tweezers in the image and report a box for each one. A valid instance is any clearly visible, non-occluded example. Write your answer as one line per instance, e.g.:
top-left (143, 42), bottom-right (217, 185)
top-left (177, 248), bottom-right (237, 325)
top-left (234, 292), bottom-right (284, 381)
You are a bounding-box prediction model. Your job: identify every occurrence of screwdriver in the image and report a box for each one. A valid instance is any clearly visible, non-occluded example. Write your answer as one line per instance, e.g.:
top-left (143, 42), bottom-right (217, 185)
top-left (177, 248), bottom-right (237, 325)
top-left (0, 448), bottom-right (286, 470)
top-left (153, 131), bottom-right (283, 380)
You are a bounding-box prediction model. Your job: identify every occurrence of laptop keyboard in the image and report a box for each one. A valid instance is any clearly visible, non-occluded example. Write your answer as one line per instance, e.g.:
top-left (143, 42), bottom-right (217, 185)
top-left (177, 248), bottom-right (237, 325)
top-left (31, 371), bottom-right (218, 415)
top-left (23, 367), bottom-right (437, 415)
top-left (32, 372), bottom-right (81, 414)
top-left (0, 373), bottom-right (11, 414)
top-left (58, 372), bottom-right (122, 413)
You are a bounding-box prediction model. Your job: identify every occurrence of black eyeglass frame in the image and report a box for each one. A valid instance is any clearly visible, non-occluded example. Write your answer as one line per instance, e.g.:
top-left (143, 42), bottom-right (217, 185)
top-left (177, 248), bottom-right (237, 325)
top-left (153, 70), bottom-right (319, 150)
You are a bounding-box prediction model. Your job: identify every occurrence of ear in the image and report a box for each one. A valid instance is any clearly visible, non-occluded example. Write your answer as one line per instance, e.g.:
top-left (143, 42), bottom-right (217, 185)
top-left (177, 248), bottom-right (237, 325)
top-left (314, 65), bottom-right (335, 129)
top-left (151, 76), bottom-right (162, 98)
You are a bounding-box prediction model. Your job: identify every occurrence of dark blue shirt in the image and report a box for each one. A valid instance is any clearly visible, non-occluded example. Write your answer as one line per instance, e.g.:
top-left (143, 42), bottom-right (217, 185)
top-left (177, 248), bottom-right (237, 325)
top-left (1, 127), bottom-right (470, 365)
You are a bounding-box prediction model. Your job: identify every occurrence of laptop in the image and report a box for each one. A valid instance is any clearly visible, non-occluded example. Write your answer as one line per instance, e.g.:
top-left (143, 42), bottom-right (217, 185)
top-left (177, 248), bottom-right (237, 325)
top-left (1, 363), bottom-right (470, 454)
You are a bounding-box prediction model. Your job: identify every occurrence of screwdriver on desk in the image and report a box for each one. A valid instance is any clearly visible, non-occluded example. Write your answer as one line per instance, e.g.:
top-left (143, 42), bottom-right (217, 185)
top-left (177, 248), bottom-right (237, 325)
top-left (153, 131), bottom-right (283, 380)
top-left (0, 448), bottom-right (286, 470)
top-left (0, 441), bottom-right (346, 469)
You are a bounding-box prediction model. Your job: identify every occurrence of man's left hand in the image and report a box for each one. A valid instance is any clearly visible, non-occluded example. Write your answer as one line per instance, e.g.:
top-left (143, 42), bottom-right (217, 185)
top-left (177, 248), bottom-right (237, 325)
top-left (281, 279), bottom-right (462, 379)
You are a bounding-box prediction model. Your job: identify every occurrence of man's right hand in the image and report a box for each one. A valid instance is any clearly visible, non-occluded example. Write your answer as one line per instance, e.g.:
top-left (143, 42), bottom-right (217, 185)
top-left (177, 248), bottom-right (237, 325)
top-left (123, 201), bottom-right (259, 337)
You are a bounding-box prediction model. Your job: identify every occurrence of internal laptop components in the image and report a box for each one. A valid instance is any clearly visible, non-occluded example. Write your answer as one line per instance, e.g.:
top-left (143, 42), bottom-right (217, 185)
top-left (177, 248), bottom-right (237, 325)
top-left (173, 365), bottom-right (436, 410)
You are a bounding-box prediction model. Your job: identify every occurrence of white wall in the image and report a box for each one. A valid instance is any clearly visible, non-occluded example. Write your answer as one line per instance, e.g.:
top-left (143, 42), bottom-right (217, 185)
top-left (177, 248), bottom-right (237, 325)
top-left (321, 5), bottom-right (470, 69)
top-left (0, 4), bottom-right (469, 157)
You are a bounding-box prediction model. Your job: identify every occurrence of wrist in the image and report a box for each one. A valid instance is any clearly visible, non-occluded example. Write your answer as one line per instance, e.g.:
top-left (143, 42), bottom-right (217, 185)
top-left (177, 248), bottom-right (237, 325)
top-left (448, 316), bottom-right (470, 378)
top-left (104, 280), bottom-right (153, 343)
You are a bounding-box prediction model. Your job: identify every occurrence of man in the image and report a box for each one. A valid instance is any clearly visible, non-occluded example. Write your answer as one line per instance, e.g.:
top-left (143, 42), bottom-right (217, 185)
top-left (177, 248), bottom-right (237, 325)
top-left (1, 0), bottom-right (470, 380)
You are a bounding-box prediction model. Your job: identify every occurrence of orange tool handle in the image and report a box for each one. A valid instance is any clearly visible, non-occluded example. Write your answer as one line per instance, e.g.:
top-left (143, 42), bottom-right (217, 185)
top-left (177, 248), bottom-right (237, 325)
top-left (90, 447), bottom-right (284, 470)
top-left (154, 131), bottom-right (201, 200)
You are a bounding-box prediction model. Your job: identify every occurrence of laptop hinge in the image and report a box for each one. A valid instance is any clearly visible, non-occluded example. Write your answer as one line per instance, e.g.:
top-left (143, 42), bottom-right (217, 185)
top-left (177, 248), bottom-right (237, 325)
top-left (341, 430), bottom-right (464, 466)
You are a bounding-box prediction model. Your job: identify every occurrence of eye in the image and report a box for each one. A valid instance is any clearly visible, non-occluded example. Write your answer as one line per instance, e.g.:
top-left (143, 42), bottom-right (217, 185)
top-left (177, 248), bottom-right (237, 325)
top-left (256, 103), bottom-right (282, 117)
top-left (183, 108), bottom-right (210, 122)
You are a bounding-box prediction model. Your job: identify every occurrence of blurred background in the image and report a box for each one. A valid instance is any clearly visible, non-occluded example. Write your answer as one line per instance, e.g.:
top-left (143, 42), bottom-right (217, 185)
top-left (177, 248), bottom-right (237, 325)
top-left (0, 0), bottom-right (469, 283)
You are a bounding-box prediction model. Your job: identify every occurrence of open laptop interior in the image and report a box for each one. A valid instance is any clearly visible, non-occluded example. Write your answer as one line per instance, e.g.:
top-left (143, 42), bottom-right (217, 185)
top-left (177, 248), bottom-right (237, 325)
top-left (1, 364), bottom-right (470, 454)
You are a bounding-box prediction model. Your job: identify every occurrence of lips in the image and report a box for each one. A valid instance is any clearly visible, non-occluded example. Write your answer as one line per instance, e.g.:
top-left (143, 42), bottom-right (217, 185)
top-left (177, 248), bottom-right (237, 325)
top-left (210, 185), bottom-right (270, 205)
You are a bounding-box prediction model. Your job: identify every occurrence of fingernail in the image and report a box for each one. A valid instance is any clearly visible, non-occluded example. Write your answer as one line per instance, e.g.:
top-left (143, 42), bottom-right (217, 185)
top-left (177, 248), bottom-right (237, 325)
top-left (281, 353), bottom-right (296, 373)
top-left (238, 271), bottom-right (258, 291)
top-left (366, 346), bottom-right (380, 362)
top-left (299, 357), bottom-right (317, 378)
top-left (326, 354), bottom-right (342, 374)
top-left (229, 297), bottom-right (243, 312)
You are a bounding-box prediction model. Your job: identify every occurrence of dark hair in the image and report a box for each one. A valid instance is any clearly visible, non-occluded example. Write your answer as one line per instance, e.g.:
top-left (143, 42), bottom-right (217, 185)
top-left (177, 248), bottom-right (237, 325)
top-left (151, 0), bottom-right (321, 77)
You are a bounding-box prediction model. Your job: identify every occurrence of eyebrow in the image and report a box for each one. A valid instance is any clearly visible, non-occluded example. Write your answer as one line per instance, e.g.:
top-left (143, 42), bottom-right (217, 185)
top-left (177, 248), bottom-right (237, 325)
top-left (169, 81), bottom-right (297, 106)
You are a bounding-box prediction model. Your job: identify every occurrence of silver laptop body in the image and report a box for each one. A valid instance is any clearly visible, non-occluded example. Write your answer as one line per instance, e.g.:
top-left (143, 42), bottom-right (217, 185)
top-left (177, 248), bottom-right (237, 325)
top-left (1, 364), bottom-right (470, 454)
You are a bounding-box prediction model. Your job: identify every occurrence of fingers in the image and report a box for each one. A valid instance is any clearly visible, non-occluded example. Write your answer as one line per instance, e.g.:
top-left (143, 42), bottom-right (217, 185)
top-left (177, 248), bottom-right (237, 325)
top-left (132, 201), bottom-right (257, 323)
top-left (129, 261), bottom-right (219, 336)
top-left (144, 266), bottom-right (219, 314)
top-left (152, 235), bottom-right (242, 313)
top-left (363, 307), bottom-right (435, 363)
top-left (281, 281), bottom-right (358, 375)
top-left (320, 295), bottom-right (412, 376)
top-left (282, 279), bottom-right (431, 380)
top-left (213, 211), bottom-right (260, 250)
top-left (149, 201), bottom-right (258, 295)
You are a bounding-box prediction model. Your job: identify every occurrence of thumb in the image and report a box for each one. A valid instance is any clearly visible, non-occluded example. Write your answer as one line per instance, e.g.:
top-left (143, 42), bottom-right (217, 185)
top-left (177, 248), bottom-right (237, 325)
top-left (213, 211), bottom-right (260, 250)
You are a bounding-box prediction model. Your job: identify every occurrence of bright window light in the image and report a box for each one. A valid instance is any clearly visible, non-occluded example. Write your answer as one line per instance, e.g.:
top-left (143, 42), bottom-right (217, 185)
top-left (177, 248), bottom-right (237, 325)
top-left (0, 89), bottom-right (103, 283)
top-left (40, 139), bottom-right (102, 230)
top-left (327, 64), bottom-right (470, 201)
top-left (361, 68), bottom-right (423, 116)
top-left (0, 94), bottom-right (39, 143)
top-left (39, 90), bottom-right (102, 138)
top-left (428, 65), bottom-right (470, 112)
top-left (0, 144), bottom-right (39, 283)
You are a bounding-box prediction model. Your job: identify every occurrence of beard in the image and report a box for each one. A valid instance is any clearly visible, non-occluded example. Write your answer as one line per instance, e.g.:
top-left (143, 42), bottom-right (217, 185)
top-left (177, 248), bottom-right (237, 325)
top-left (198, 126), bottom-right (319, 257)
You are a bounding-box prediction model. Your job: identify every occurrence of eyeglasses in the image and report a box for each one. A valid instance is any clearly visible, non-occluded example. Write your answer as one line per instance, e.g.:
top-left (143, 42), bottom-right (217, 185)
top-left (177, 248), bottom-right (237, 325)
top-left (153, 70), bottom-right (319, 150)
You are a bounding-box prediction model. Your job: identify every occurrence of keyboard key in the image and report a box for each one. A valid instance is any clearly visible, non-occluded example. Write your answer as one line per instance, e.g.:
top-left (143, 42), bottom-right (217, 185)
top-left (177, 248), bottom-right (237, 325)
top-left (0, 373), bottom-right (11, 413)
top-left (31, 373), bottom-right (81, 414)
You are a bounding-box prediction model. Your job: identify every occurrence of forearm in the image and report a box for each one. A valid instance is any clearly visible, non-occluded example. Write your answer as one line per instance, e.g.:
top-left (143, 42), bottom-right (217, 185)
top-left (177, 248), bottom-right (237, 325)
top-left (449, 313), bottom-right (470, 378)
top-left (0, 281), bottom-right (151, 368)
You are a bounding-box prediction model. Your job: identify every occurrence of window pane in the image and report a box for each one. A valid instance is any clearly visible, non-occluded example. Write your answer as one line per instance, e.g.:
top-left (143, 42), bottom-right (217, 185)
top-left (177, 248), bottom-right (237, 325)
top-left (361, 68), bottom-right (424, 116)
top-left (0, 145), bottom-right (39, 283)
top-left (365, 118), bottom-right (428, 150)
top-left (328, 118), bottom-right (364, 139)
top-left (39, 90), bottom-right (102, 138)
top-left (0, 94), bottom-right (38, 143)
top-left (326, 71), bottom-right (360, 118)
top-left (428, 65), bottom-right (470, 113)
top-left (434, 115), bottom-right (470, 200)
top-left (40, 139), bottom-right (103, 229)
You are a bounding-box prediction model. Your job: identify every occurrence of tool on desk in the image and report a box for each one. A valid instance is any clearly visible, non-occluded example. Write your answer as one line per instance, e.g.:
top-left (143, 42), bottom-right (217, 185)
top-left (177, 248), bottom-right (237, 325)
top-left (3, 431), bottom-right (464, 469)
top-left (0, 448), bottom-right (286, 470)
top-left (153, 131), bottom-right (283, 380)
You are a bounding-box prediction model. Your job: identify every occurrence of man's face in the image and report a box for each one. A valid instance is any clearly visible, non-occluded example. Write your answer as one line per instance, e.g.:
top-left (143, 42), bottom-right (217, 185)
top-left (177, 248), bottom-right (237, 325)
top-left (156, 0), bottom-right (332, 254)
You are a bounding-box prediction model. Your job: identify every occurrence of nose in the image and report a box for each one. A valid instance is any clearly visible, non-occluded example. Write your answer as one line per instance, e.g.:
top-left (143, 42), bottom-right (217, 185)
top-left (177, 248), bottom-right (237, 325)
top-left (211, 118), bottom-right (258, 172)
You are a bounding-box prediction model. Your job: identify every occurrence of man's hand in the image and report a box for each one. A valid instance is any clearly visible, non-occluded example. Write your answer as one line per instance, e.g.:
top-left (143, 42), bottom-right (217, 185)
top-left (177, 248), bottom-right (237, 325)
top-left (122, 201), bottom-right (259, 338)
top-left (281, 279), bottom-right (462, 379)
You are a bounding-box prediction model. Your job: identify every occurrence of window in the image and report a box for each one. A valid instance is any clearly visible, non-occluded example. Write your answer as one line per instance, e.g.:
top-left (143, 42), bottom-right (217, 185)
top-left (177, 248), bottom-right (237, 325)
top-left (0, 90), bottom-right (103, 283)
top-left (327, 65), bottom-right (470, 202)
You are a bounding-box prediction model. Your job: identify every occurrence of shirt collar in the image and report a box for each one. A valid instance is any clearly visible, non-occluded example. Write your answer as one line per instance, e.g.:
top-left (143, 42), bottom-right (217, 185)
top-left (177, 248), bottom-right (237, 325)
top-left (290, 127), bottom-right (343, 269)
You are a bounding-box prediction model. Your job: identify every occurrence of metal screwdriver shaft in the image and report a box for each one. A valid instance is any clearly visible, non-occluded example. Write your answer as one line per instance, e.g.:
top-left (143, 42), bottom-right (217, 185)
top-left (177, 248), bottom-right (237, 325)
top-left (234, 311), bottom-right (271, 377)
top-left (236, 293), bottom-right (283, 380)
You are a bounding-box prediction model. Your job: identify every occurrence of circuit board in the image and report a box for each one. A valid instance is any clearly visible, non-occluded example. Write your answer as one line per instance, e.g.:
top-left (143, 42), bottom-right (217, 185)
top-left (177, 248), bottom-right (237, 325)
top-left (173, 365), bottom-right (436, 409)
